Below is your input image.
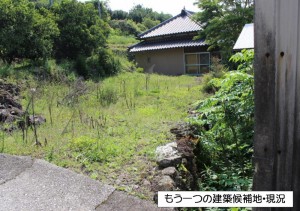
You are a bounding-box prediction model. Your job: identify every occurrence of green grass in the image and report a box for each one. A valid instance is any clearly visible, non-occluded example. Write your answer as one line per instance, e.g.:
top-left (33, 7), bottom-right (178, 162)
top-left (108, 34), bottom-right (137, 46)
top-left (108, 34), bottom-right (137, 54)
top-left (3, 72), bottom-right (204, 199)
top-left (107, 33), bottom-right (138, 72)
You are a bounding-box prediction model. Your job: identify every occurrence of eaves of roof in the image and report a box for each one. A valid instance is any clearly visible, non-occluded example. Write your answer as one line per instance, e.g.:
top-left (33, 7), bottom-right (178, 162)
top-left (129, 39), bottom-right (207, 53)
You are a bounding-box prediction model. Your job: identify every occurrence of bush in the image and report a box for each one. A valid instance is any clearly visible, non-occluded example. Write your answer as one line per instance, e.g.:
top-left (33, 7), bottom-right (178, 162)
top-left (200, 73), bottom-right (215, 94)
top-left (0, 65), bottom-right (14, 77)
top-left (75, 55), bottom-right (88, 78)
top-left (0, 0), bottom-right (59, 63)
top-left (52, 0), bottom-right (110, 60)
top-left (40, 59), bottom-right (77, 82)
top-left (98, 86), bottom-right (118, 106)
top-left (86, 48), bottom-right (121, 77)
top-left (191, 50), bottom-right (254, 191)
top-left (201, 57), bottom-right (227, 94)
top-left (210, 56), bottom-right (227, 78)
top-left (109, 19), bottom-right (142, 36)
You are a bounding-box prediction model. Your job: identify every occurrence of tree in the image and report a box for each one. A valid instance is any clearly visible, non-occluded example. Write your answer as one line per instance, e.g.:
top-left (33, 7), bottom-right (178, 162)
top-left (110, 10), bottom-right (129, 20)
top-left (52, 0), bottom-right (110, 60)
top-left (128, 4), bottom-right (150, 23)
top-left (195, 0), bottom-right (254, 60)
top-left (0, 0), bottom-right (59, 63)
top-left (89, 0), bottom-right (110, 22)
top-left (142, 18), bottom-right (160, 30)
top-left (153, 12), bottom-right (172, 23)
top-left (108, 5), bottom-right (171, 36)
top-left (128, 4), bottom-right (171, 24)
top-left (109, 19), bottom-right (142, 36)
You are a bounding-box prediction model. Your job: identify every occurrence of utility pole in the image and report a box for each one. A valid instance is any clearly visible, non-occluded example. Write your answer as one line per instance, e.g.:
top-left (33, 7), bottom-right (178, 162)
top-left (253, 0), bottom-right (300, 210)
top-left (49, 0), bottom-right (54, 7)
top-left (97, 0), bottom-right (102, 19)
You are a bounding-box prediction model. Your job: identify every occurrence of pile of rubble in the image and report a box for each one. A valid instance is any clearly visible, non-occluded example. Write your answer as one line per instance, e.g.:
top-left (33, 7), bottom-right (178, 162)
top-left (0, 80), bottom-right (24, 131)
top-left (0, 80), bottom-right (45, 132)
top-left (152, 123), bottom-right (199, 202)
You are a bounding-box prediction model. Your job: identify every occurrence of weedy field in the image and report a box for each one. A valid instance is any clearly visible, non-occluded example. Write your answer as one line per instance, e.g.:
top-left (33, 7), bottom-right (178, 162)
top-left (1, 72), bottom-right (204, 199)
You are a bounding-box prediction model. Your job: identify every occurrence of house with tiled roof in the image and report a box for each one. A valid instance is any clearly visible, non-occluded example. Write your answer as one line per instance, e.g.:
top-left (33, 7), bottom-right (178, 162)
top-left (129, 9), bottom-right (212, 75)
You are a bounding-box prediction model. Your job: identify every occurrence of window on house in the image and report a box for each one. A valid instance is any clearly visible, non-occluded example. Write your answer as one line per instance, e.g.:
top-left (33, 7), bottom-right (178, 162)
top-left (185, 52), bottom-right (210, 75)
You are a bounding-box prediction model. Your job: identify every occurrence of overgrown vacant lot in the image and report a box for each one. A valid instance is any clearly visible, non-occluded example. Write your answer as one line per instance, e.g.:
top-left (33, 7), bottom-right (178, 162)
top-left (2, 72), bottom-right (204, 199)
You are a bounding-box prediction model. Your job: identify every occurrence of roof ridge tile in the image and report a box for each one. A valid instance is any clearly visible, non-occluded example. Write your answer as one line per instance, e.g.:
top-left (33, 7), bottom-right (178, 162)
top-left (138, 9), bottom-right (201, 39)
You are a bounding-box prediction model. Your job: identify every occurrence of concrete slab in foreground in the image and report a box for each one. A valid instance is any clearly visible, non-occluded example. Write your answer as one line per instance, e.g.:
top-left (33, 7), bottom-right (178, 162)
top-left (0, 154), bottom-right (171, 211)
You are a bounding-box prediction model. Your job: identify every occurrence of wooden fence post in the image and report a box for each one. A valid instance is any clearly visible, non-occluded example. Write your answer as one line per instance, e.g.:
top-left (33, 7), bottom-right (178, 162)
top-left (254, 0), bottom-right (300, 210)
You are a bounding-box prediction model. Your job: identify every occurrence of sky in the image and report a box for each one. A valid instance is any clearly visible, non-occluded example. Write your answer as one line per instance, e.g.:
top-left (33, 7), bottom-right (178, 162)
top-left (81, 0), bottom-right (199, 16)
top-left (107, 0), bottom-right (199, 15)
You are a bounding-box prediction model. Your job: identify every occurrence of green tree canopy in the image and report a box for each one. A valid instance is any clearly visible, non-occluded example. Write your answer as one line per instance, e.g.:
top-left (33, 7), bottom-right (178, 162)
top-left (110, 19), bottom-right (142, 36)
top-left (109, 5), bottom-right (171, 36)
top-left (52, 0), bottom-right (110, 60)
top-left (128, 4), bottom-right (151, 23)
top-left (110, 10), bottom-right (129, 20)
top-left (195, 0), bottom-right (254, 59)
top-left (0, 0), bottom-right (59, 63)
top-left (89, 0), bottom-right (110, 22)
top-left (128, 4), bottom-right (171, 24)
top-left (142, 18), bottom-right (160, 30)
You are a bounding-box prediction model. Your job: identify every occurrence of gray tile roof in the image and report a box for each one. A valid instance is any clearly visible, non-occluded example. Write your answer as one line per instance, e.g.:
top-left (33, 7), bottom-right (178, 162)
top-left (233, 23), bottom-right (254, 50)
top-left (139, 10), bottom-right (201, 39)
top-left (129, 39), bottom-right (206, 52)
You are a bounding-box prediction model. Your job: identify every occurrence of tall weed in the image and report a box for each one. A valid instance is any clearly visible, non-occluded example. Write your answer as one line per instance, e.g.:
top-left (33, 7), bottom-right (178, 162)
top-left (2, 72), bottom-right (204, 199)
top-left (201, 57), bottom-right (227, 94)
top-left (98, 85), bottom-right (118, 106)
top-left (192, 50), bottom-right (254, 191)
top-left (0, 65), bottom-right (14, 77)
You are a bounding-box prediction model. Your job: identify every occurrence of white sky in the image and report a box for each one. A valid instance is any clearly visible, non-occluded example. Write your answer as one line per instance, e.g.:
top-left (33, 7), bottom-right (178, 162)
top-left (80, 0), bottom-right (199, 16)
top-left (107, 0), bottom-right (199, 15)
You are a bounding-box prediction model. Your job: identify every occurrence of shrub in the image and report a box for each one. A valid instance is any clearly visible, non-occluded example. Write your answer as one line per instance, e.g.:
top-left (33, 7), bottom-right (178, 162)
top-left (0, 0), bottom-right (59, 63)
top-left (230, 49), bottom-right (254, 74)
top-left (191, 50), bottom-right (254, 191)
top-left (52, 0), bottom-right (110, 60)
top-left (98, 85), bottom-right (119, 107)
top-left (201, 57), bottom-right (227, 94)
top-left (109, 19), bottom-right (142, 36)
top-left (86, 48), bottom-right (121, 77)
top-left (210, 56), bottom-right (227, 78)
top-left (42, 59), bottom-right (76, 82)
top-left (0, 65), bottom-right (14, 77)
top-left (200, 73), bottom-right (215, 94)
top-left (75, 55), bottom-right (88, 78)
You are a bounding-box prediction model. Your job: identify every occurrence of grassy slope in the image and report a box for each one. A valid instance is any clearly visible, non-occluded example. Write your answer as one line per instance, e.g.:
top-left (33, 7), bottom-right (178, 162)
top-left (108, 34), bottom-right (137, 49)
top-left (3, 72), bottom-right (204, 199)
top-left (107, 33), bottom-right (138, 71)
